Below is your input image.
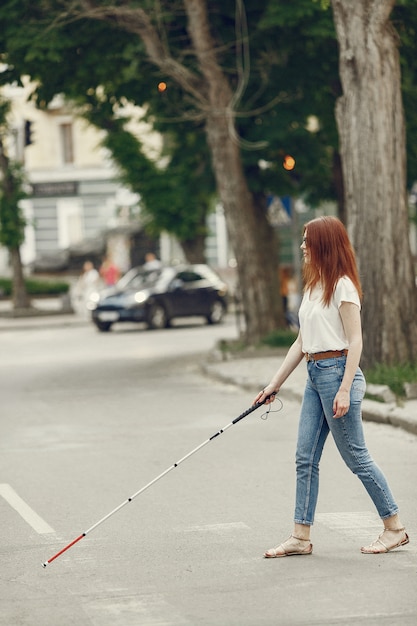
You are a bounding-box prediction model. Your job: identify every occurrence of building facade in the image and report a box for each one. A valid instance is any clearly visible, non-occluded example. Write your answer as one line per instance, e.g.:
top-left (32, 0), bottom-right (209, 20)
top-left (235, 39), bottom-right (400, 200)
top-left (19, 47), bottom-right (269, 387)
top-left (1, 80), bottom-right (234, 278)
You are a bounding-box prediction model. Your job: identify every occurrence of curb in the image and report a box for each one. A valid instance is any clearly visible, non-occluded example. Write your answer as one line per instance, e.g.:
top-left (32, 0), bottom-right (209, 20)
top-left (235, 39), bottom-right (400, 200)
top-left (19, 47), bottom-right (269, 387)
top-left (0, 312), bottom-right (88, 332)
top-left (362, 399), bottom-right (417, 437)
top-left (201, 361), bottom-right (417, 438)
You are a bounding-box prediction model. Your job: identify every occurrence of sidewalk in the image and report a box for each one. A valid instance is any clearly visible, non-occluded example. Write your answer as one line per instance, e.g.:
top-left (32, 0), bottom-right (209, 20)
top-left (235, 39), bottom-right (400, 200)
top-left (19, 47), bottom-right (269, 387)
top-left (0, 297), bottom-right (87, 331)
top-left (1, 301), bottom-right (416, 437)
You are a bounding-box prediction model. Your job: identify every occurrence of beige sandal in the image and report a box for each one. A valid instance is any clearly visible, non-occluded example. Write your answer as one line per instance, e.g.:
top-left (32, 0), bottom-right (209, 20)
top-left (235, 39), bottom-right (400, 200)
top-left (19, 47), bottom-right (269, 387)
top-left (264, 535), bottom-right (313, 558)
top-left (361, 528), bottom-right (409, 554)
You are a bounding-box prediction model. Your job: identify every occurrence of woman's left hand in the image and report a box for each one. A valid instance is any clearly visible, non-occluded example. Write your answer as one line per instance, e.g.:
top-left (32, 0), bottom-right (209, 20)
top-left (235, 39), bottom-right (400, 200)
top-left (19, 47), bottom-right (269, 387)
top-left (333, 388), bottom-right (350, 418)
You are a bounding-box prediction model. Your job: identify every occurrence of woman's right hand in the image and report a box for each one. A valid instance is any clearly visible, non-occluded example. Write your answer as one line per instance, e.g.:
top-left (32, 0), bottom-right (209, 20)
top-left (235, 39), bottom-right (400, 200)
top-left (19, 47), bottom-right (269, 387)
top-left (253, 385), bottom-right (278, 406)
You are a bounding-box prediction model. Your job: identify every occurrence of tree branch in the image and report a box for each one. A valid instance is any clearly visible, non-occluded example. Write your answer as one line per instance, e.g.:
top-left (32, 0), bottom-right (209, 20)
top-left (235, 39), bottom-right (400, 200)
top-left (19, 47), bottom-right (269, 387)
top-left (55, 0), bottom-right (208, 108)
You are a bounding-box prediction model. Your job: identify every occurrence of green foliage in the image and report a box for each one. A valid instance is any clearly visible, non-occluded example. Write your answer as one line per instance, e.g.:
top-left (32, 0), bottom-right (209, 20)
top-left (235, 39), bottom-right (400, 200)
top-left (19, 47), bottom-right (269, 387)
top-left (0, 0), bottom-right (416, 237)
top-left (364, 362), bottom-right (417, 398)
top-left (84, 102), bottom-right (214, 242)
top-left (0, 0), bottom-right (340, 214)
top-left (0, 0), bottom-right (216, 246)
top-left (0, 160), bottom-right (27, 248)
top-left (0, 277), bottom-right (69, 296)
top-left (260, 0), bottom-right (331, 29)
top-left (0, 97), bottom-right (28, 249)
top-left (260, 328), bottom-right (299, 348)
top-left (215, 332), bottom-right (298, 354)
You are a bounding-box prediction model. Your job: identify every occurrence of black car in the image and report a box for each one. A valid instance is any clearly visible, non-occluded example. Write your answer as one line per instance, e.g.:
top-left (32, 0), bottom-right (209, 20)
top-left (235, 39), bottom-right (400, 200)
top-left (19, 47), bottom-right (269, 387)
top-left (89, 264), bottom-right (228, 332)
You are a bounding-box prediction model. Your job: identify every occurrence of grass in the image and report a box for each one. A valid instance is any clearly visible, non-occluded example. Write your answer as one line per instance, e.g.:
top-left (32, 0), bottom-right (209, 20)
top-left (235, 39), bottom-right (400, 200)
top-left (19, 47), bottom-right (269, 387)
top-left (260, 329), bottom-right (299, 348)
top-left (364, 362), bottom-right (417, 398)
top-left (217, 329), bottom-right (297, 356)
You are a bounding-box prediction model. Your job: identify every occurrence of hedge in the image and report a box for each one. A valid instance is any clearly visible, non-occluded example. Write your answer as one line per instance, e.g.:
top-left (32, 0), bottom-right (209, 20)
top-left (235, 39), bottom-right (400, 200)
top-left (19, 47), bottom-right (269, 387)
top-left (0, 277), bottom-right (70, 297)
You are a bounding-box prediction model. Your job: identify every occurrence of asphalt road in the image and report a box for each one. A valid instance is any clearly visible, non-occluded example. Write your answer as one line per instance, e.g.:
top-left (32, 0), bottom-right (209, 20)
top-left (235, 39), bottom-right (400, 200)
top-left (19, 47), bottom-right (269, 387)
top-left (1, 316), bottom-right (416, 625)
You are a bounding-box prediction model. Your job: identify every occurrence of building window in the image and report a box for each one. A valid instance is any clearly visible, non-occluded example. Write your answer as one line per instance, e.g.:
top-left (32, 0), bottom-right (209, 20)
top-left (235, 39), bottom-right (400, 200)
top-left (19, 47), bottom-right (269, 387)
top-left (60, 123), bottom-right (74, 164)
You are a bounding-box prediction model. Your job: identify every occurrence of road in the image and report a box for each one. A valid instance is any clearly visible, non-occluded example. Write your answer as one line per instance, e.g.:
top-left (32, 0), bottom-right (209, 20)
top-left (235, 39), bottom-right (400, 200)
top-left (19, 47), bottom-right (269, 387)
top-left (1, 316), bottom-right (416, 625)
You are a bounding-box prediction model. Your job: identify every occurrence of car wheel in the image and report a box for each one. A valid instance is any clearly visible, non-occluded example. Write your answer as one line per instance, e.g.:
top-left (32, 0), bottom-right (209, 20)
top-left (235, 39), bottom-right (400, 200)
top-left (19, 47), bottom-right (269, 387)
top-left (94, 320), bottom-right (112, 332)
top-left (207, 300), bottom-right (225, 324)
top-left (147, 303), bottom-right (169, 329)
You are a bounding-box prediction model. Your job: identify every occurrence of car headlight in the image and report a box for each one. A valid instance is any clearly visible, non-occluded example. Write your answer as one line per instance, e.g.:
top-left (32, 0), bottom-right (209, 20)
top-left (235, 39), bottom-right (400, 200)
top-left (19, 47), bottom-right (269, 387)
top-left (134, 291), bottom-right (149, 304)
top-left (86, 291), bottom-right (100, 311)
top-left (89, 291), bottom-right (100, 303)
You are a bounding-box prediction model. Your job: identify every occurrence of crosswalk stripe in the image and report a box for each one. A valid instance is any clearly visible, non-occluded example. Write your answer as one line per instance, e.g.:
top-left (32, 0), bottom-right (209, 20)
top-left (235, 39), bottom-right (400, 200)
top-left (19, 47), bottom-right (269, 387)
top-left (0, 483), bottom-right (55, 534)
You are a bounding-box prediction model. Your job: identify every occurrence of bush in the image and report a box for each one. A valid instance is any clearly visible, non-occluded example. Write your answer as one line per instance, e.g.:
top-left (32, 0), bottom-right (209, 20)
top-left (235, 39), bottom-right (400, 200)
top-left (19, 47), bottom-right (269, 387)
top-left (0, 277), bottom-right (70, 297)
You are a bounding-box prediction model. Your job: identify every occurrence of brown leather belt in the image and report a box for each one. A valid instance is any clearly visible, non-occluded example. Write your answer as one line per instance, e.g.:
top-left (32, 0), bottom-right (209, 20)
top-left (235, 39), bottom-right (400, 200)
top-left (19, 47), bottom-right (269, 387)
top-left (305, 349), bottom-right (348, 362)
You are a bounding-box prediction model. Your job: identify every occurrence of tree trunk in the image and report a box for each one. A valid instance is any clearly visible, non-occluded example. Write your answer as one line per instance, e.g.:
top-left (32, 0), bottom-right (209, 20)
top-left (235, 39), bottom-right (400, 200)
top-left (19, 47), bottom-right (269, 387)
top-left (331, 0), bottom-right (417, 367)
top-left (10, 246), bottom-right (30, 309)
top-left (184, 0), bottom-right (284, 342)
top-left (74, 0), bottom-right (284, 343)
top-left (205, 111), bottom-right (283, 340)
top-left (180, 233), bottom-right (206, 264)
top-left (332, 150), bottom-right (345, 224)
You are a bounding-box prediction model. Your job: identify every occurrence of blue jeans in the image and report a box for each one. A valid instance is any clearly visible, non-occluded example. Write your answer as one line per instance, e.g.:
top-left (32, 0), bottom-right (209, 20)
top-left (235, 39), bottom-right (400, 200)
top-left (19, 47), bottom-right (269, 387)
top-left (294, 356), bottom-right (399, 525)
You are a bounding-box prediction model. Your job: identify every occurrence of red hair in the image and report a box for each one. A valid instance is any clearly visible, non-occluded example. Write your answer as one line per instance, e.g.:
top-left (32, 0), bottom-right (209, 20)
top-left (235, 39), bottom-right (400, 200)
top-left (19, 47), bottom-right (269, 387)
top-left (302, 216), bottom-right (362, 306)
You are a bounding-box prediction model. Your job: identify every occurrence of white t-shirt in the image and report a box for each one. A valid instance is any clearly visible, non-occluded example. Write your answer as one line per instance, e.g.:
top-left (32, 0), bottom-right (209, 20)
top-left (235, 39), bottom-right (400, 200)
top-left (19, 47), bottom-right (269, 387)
top-left (298, 276), bottom-right (361, 354)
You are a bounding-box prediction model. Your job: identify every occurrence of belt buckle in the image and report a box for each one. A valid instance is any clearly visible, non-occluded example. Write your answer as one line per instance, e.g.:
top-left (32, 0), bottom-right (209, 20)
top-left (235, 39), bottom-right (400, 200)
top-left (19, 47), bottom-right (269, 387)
top-left (305, 353), bottom-right (313, 362)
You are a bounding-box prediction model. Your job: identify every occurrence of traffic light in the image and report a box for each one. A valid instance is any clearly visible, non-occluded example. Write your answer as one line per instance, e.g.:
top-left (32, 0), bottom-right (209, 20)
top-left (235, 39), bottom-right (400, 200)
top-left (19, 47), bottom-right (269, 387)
top-left (24, 120), bottom-right (33, 146)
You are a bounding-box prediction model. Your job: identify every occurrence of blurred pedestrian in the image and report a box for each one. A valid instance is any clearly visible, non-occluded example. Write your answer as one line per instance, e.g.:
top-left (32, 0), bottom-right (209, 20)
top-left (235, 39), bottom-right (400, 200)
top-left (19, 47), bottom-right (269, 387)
top-left (255, 216), bottom-right (408, 558)
top-left (99, 255), bottom-right (120, 286)
top-left (71, 260), bottom-right (100, 318)
top-left (143, 252), bottom-right (162, 271)
top-left (279, 266), bottom-right (291, 315)
top-left (280, 265), bottom-right (299, 330)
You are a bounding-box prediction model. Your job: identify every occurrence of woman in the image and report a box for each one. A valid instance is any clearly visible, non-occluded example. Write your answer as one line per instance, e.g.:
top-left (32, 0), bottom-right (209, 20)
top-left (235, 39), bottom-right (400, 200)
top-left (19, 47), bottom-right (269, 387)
top-left (255, 216), bottom-right (409, 557)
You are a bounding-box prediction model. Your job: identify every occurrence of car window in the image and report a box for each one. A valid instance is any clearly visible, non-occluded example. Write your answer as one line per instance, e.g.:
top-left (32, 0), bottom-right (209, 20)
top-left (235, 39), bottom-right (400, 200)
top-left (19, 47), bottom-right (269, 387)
top-left (130, 275), bottom-right (147, 289)
top-left (117, 268), bottom-right (144, 289)
top-left (141, 269), bottom-right (162, 285)
top-left (176, 271), bottom-right (203, 283)
top-left (194, 264), bottom-right (223, 286)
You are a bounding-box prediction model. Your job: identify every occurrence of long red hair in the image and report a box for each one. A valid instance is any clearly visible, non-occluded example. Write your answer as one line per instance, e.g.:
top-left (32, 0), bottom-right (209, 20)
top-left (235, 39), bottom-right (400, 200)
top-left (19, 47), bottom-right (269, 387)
top-left (302, 216), bottom-right (362, 306)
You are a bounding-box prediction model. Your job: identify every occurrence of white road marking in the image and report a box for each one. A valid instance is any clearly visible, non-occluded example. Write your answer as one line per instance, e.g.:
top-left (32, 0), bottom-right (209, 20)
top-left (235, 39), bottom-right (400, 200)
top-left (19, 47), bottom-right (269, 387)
top-left (0, 483), bottom-right (55, 534)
